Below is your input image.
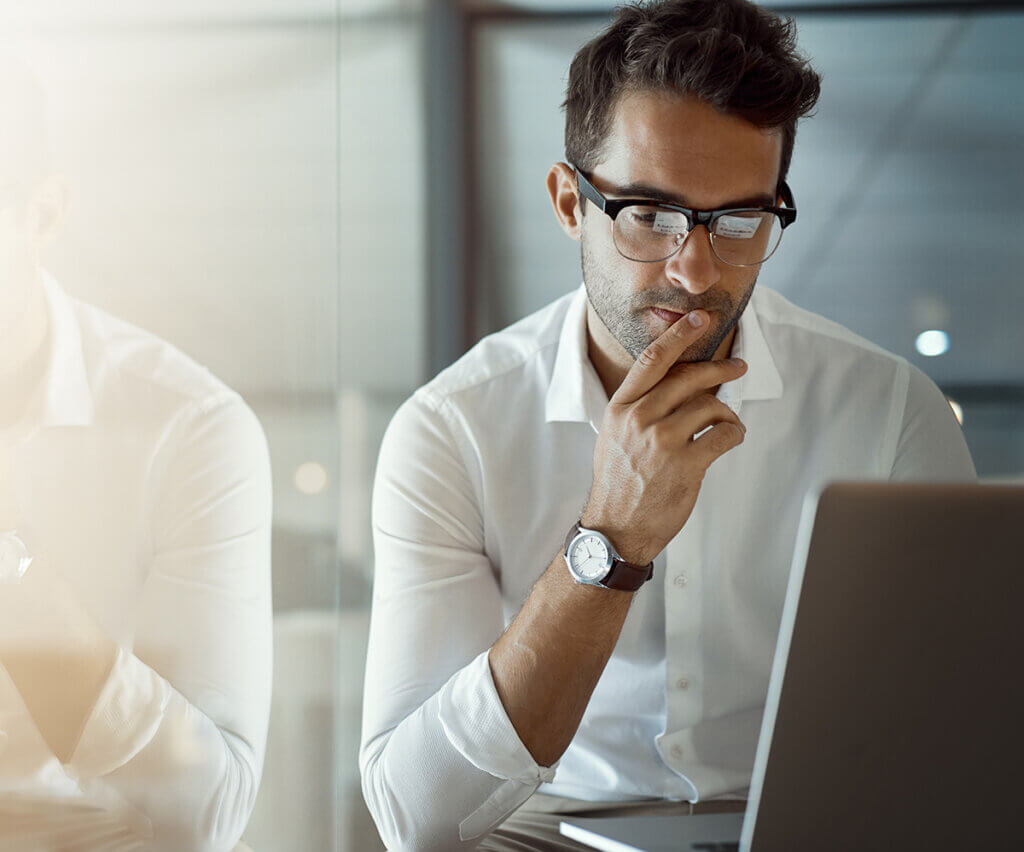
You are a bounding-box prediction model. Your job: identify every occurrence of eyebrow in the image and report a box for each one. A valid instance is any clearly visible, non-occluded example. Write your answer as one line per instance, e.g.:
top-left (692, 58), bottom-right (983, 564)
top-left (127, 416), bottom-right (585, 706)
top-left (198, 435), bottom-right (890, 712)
top-left (611, 180), bottom-right (776, 210)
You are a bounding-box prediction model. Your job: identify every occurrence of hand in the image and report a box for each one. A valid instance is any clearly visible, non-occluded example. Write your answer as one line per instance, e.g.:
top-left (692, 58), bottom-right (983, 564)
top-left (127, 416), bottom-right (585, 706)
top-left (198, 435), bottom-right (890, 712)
top-left (582, 310), bottom-right (748, 565)
top-left (0, 554), bottom-right (117, 763)
top-left (0, 553), bottom-right (104, 652)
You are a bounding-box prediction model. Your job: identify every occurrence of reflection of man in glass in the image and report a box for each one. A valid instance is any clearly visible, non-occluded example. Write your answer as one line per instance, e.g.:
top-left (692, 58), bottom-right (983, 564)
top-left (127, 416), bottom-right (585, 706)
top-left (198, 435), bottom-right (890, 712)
top-left (0, 57), bottom-right (272, 851)
top-left (360, 0), bottom-right (976, 849)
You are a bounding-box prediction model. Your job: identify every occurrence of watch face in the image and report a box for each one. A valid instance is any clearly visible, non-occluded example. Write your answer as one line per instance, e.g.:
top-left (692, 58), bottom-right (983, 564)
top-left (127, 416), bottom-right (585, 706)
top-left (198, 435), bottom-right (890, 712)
top-left (570, 534), bottom-right (610, 581)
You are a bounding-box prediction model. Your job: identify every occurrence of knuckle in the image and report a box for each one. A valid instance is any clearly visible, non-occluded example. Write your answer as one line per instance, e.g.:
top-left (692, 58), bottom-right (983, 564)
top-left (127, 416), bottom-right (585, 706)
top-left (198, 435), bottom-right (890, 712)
top-left (623, 406), bottom-right (644, 431)
top-left (667, 362), bottom-right (695, 381)
top-left (638, 340), bottom-right (663, 367)
top-left (692, 393), bottom-right (719, 414)
top-left (719, 422), bottom-right (744, 448)
top-left (634, 335), bottom-right (667, 366)
top-left (649, 421), bottom-right (672, 451)
top-left (607, 401), bottom-right (629, 423)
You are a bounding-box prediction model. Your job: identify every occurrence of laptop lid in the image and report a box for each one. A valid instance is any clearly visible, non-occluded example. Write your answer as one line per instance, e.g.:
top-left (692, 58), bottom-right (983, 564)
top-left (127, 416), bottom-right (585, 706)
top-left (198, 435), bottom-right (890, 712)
top-left (742, 482), bottom-right (1023, 851)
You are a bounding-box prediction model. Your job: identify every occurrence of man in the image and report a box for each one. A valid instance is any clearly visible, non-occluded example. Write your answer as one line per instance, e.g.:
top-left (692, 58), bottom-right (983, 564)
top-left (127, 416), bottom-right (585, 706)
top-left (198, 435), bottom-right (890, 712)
top-left (0, 57), bottom-right (271, 850)
top-left (360, 2), bottom-right (975, 850)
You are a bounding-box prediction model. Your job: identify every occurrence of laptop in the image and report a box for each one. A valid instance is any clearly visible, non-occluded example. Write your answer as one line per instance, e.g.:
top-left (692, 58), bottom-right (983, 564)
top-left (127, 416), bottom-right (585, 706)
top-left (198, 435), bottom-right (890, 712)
top-left (561, 482), bottom-right (1024, 851)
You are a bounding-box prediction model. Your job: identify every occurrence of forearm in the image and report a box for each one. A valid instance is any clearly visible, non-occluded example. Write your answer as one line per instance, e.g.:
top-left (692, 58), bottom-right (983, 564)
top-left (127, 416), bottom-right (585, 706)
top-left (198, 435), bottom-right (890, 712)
top-left (0, 568), bottom-right (118, 763)
top-left (488, 550), bottom-right (635, 768)
top-left (0, 634), bottom-right (117, 762)
top-left (362, 650), bottom-right (555, 850)
top-left (65, 648), bottom-right (264, 852)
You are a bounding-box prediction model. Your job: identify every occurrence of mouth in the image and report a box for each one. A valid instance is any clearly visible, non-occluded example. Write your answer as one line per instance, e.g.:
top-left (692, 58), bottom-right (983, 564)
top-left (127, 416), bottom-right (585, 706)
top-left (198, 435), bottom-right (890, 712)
top-left (649, 307), bottom-right (683, 324)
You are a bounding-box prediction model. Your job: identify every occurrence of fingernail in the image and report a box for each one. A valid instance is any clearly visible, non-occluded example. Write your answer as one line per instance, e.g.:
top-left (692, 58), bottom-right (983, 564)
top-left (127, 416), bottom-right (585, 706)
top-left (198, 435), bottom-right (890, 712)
top-left (729, 357), bottom-right (746, 367)
top-left (687, 310), bottom-right (706, 328)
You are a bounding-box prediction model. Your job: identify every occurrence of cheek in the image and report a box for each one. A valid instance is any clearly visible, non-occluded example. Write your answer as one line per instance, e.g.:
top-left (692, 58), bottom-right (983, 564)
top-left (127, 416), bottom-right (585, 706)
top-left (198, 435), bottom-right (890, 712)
top-left (583, 225), bottom-right (648, 289)
top-left (719, 268), bottom-right (758, 304)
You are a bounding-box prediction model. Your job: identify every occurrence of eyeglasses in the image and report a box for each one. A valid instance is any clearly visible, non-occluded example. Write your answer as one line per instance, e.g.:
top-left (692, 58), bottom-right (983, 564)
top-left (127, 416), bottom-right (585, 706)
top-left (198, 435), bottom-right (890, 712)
top-left (573, 166), bottom-right (797, 267)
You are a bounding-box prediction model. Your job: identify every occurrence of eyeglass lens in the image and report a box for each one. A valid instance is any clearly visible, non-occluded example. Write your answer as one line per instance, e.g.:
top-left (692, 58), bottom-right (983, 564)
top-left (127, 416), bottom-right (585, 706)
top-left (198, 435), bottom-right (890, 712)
top-left (612, 205), bottom-right (783, 266)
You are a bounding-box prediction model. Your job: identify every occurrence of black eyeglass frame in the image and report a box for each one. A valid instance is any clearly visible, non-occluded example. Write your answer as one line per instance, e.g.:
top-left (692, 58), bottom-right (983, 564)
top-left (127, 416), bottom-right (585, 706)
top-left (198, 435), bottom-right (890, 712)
top-left (572, 166), bottom-right (797, 266)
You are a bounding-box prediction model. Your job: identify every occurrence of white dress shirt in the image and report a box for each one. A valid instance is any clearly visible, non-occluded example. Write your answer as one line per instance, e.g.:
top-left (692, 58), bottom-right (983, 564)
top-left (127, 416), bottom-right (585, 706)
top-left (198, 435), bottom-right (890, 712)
top-left (360, 283), bottom-right (976, 851)
top-left (0, 274), bottom-right (272, 851)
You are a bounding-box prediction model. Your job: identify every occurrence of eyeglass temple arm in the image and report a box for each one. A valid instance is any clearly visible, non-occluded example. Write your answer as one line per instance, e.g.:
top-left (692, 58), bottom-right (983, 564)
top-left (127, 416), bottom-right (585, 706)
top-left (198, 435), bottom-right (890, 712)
top-left (572, 167), bottom-right (607, 214)
top-left (778, 181), bottom-right (797, 226)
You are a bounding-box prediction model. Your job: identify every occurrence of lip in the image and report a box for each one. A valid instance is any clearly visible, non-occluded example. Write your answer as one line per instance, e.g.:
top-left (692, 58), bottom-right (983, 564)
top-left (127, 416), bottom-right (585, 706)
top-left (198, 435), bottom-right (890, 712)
top-left (650, 307), bottom-right (685, 323)
top-left (650, 307), bottom-right (714, 325)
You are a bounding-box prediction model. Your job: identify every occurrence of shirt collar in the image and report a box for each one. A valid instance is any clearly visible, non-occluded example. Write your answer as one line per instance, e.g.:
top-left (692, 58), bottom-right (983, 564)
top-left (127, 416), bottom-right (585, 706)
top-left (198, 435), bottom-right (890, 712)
top-left (545, 284), bottom-right (783, 431)
top-left (30, 271), bottom-right (95, 430)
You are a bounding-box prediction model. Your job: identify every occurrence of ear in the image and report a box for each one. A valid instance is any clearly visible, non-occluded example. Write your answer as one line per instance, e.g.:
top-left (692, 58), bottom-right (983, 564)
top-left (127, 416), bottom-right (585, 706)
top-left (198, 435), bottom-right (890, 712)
top-left (25, 173), bottom-right (68, 249)
top-left (546, 161), bottom-right (583, 241)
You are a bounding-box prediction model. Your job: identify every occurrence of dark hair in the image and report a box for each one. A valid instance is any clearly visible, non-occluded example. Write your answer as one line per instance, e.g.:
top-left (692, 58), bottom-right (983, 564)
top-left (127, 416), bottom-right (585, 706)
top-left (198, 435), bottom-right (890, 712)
top-left (563, 0), bottom-right (821, 188)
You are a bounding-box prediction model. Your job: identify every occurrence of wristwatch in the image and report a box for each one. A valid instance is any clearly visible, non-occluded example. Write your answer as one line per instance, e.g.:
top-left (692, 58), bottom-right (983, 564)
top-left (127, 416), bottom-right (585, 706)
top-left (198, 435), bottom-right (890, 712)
top-left (563, 522), bottom-right (654, 591)
top-left (0, 531), bottom-right (32, 584)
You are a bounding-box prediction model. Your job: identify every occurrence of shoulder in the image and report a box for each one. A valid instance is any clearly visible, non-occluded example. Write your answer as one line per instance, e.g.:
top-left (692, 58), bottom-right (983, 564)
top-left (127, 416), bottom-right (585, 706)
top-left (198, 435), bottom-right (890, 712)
top-left (71, 298), bottom-right (268, 464)
top-left (74, 298), bottom-right (234, 406)
top-left (752, 286), bottom-right (916, 394)
top-left (72, 297), bottom-right (259, 431)
top-left (754, 287), bottom-right (902, 365)
top-left (414, 289), bottom-right (576, 413)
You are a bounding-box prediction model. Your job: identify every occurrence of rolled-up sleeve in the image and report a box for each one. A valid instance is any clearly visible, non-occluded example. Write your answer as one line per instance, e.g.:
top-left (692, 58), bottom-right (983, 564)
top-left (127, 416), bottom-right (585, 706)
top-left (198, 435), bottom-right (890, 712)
top-left (65, 393), bottom-right (273, 852)
top-left (360, 392), bottom-right (555, 852)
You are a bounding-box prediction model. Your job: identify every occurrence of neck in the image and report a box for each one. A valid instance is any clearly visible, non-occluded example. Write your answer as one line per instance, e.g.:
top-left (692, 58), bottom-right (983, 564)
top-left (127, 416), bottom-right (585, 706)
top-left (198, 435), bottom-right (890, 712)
top-left (586, 301), bottom-right (737, 400)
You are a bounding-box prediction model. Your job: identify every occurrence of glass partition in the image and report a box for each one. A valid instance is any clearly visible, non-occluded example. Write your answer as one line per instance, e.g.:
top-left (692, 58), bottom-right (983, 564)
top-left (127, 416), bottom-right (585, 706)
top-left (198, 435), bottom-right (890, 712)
top-left (1, 0), bottom-right (421, 848)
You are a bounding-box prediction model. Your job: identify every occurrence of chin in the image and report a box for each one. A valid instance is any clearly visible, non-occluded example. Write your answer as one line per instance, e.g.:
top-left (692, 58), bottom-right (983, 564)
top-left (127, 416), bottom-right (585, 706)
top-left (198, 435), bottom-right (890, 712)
top-left (679, 343), bottom-right (718, 364)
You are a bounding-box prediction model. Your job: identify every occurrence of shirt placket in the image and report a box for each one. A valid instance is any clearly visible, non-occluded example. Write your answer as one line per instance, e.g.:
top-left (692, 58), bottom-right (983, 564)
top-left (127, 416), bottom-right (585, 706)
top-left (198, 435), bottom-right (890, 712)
top-left (655, 495), bottom-right (705, 779)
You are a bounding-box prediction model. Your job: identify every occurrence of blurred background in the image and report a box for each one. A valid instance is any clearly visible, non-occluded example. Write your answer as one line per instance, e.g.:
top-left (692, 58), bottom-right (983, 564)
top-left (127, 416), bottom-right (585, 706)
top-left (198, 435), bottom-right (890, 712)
top-left (2, 0), bottom-right (1021, 848)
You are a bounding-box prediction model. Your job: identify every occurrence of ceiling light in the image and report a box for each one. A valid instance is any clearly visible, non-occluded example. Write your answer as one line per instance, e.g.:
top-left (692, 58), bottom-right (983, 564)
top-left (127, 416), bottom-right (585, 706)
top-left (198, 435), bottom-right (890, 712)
top-left (915, 330), bottom-right (949, 357)
top-left (294, 462), bottom-right (329, 495)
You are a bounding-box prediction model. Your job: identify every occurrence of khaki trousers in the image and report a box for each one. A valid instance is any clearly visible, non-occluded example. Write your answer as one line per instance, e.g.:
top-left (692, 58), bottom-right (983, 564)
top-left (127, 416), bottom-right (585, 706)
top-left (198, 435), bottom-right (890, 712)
top-left (477, 793), bottom-right (747, 851)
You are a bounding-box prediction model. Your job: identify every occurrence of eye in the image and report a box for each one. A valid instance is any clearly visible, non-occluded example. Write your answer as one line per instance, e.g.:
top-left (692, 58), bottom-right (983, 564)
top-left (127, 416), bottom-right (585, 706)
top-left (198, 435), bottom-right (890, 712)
top-left (627, 209), bottom-right (657, 225)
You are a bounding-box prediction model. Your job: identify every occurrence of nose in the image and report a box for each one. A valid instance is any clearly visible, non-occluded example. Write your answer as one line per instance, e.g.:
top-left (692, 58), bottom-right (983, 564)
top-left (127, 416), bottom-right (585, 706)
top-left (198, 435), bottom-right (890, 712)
top-left (663, 225), bottom-right (720, 295)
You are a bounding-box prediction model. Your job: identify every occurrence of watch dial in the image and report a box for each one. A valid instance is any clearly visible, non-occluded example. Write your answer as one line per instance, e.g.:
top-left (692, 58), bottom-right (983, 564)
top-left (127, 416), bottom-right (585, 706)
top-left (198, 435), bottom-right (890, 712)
top-left (571, 534), bottom-right (609, 581)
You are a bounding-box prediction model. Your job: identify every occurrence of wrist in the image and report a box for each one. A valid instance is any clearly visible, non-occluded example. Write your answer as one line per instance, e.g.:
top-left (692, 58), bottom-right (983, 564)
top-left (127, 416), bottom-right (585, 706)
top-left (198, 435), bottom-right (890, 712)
top-left (578, 509), bottom-right (653, 567)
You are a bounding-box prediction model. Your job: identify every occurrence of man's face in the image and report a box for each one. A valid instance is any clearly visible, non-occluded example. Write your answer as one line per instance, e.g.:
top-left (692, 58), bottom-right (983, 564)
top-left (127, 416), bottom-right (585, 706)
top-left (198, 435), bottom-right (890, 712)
top-left (580, 90), bottom-right (783, 362)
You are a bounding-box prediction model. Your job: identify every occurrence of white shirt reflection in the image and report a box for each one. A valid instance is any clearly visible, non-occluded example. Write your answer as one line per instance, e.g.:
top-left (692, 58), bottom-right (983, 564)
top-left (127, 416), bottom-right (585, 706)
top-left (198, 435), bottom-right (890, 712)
top-left (0, 272), bottom-right (272, 852)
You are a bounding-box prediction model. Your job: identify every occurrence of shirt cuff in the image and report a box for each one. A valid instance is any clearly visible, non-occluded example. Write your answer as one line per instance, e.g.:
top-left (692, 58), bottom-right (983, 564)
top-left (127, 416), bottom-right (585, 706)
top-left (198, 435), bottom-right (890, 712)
top-left (65, 647), bottom-right (172, 778)
top-left (437, 649), bottom-right (558, 840)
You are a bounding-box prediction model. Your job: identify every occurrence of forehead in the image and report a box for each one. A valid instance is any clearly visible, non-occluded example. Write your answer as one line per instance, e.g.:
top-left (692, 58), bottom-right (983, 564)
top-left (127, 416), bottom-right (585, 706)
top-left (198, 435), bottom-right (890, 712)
top-left (595, 90), bottom-right (782, 208)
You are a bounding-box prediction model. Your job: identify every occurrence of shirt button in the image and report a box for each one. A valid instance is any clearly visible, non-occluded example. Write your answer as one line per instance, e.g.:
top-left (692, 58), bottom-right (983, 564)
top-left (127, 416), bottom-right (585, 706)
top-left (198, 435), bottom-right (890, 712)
top-left (673, 574), bottom-right (687, 587)
top-left (671, 744), bottom-right (684, 759)
top-left (676, 677), bottom-right (690, 690)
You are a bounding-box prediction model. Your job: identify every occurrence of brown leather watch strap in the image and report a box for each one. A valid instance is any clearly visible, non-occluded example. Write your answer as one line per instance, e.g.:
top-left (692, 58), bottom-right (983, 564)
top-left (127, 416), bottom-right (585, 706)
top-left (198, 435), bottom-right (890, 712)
top-left (602, 556), bottom-right (655, 591)
top-left (564, 522), bottom-right (654, 592)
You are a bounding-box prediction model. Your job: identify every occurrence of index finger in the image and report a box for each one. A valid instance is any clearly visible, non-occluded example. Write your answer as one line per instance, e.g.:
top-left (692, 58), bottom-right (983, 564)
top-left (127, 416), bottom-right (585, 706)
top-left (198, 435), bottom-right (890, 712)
top-left (612, 309), bottom-right (709, 405)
